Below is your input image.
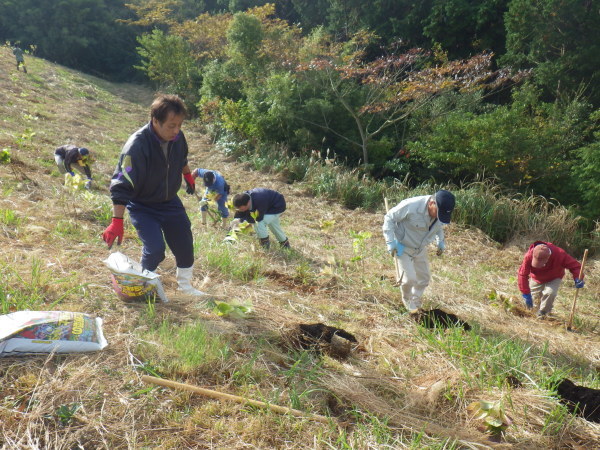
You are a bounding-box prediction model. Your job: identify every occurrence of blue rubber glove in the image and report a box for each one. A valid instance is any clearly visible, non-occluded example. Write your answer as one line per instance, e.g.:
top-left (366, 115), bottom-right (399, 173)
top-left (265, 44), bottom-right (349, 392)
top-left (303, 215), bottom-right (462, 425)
top-left (522, 293), bottom-right (533, 309)
top-left (387, 240), bottom-right (404, 257)
top-left (437, 240), bottom-right (446, 256)
top-left (574, 278), bottom-right (585, 288)
top-left (68, 171), bottom-right (75, 176)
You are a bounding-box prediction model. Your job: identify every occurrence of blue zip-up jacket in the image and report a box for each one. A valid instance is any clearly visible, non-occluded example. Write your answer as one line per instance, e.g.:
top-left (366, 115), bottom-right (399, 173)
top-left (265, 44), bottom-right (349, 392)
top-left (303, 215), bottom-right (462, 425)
top-left (110, 122), bottom-right (188, 205)
top-left (195, 169), bottom-right (229, 196)
top-left (235, 188), bottom-right (286, 223)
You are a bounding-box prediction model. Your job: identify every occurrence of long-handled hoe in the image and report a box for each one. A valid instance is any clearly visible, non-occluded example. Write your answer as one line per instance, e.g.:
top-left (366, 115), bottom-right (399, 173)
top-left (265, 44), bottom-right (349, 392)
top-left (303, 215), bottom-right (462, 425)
top-left (566, 248), bottom-right (588, 331)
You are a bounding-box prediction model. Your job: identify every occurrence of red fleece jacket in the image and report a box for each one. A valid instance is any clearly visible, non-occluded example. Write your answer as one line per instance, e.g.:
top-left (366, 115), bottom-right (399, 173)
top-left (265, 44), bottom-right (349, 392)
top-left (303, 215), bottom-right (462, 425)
top-left (518, 241), bottom-right (582, 294)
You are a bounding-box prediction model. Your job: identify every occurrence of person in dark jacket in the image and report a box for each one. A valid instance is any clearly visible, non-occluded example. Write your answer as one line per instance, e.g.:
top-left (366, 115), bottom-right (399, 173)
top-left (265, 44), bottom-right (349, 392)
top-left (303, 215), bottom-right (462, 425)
top-left (102, 94), bottom-right (205, 296)
top-left (518, 241), bottom-right (584, 317)
top-left (232, 188), bottom-right (289, 249)
top-left (54, 145), bottom-right (93, 189)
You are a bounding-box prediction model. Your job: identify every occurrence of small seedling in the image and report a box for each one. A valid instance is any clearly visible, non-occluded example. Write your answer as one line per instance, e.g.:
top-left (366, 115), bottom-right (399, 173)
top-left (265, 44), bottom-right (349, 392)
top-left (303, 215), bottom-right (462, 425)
top-left (468, 399), bottom-right (512, 435)
top-left (319, 219), bottom-right (335, 233)
top-left (15, 128), bottom-right (35, 148)
top-left (349, 230), bottom-right (372, 262)
top-left (55, 403), bottom-right (81, 426)
top-left (212, 300), bottom-right (252, 319)
top-left (64, 173), bottom-right (85, 190)
top-left (0, 148), bottom-right (10, 163)
top-left (198, 192), bottom-right (225, 225)
top-left (223, 220), bottom-right (253, 243)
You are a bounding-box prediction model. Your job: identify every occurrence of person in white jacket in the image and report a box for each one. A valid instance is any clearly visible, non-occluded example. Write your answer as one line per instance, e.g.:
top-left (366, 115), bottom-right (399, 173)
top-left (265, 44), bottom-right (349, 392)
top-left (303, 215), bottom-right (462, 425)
top-left (382, 190), bottom-right (455, 312)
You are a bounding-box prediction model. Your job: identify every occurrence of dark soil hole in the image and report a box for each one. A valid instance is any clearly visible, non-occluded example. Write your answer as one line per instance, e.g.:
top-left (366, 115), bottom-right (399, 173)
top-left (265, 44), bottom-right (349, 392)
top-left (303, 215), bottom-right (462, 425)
top-left (505, 375), bottom-right (522, 388)
top-left (412, 309), bottom-right (471, 331)
top-left (291, 323), bottom-right (358, 359)
top-left (556, 379), bottom-right (600, 423)
top-left (298, 323), bottom-right (357, 345)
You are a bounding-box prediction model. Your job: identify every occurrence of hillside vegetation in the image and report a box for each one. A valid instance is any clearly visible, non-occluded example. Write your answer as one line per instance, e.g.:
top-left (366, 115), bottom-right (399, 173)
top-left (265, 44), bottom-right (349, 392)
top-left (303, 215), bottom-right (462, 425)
top-left (1, 47), bottom-right (599, 449)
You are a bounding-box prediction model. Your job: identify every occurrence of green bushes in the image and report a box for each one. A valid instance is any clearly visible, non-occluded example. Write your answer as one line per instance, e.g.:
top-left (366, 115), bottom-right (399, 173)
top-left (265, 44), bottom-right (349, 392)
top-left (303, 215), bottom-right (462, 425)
top-left (406, 85), bottom-right (591, 206)
top-left (306, 164), bottom-right (387, 210)
top-left (213, 133), bottom-right (597, 252)
top-left (453, 182), bottom-right (589, 253)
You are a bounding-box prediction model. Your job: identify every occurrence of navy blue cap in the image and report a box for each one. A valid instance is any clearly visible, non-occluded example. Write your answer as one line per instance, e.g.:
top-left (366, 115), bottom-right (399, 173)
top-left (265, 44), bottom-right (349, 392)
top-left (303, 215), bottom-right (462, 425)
top-left (435, 190), bottom-right (455, 224)
top-left (203, 171), bottom-right (215, 187)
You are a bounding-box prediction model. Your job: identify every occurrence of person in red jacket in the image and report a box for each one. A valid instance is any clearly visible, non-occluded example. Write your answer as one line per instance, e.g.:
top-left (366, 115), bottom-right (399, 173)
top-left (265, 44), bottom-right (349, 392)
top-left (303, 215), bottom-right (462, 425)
top-left (518, 241), bottom-right (585, 318)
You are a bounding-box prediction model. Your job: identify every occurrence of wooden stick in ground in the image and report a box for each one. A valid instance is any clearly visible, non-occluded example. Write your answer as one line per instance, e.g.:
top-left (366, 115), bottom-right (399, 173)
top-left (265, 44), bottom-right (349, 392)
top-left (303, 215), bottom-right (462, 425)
top-left (384, 197), bottom-right (402, 283)
top-left (566, 248), bottom-right (588, 331)
top-left (141, 375), bottom-right (331, 424)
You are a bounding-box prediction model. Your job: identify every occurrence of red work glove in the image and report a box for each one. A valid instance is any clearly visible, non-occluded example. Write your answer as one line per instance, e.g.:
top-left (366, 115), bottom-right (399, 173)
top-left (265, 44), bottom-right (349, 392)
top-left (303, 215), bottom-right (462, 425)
top-left (102, 217), bottom-right (124, 249)
top-left (183, 172), bottom-right (195, 195)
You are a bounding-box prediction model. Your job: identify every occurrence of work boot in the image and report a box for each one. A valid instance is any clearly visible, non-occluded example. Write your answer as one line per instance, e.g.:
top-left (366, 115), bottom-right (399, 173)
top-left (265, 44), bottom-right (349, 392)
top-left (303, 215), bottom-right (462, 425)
top-left (404, 298), bottom-right (421, 314)
top-left (176, 266), bottom-right (207, 296)
top-left (200, 210), bottom-right (208, 226)
top-left (259, 237), bottom-right (270, 249)
top-left (221, 217), bottom-right (229, 230)
top-left (279, 238), bottom-right (290, 249)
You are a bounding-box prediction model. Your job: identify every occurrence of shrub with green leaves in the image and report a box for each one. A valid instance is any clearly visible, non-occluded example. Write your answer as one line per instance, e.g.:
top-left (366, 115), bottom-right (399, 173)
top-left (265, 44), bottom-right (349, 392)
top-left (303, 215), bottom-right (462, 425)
top-left (0, 148), bottom-right (10, 163)
top-left (406, 84), bottom-right (590, 206)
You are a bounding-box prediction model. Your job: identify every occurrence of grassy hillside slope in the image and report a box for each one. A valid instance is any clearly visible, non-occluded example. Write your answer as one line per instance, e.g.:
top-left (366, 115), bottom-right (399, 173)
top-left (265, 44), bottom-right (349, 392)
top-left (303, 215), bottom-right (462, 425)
top-left (0, 46), bottom-right (599, 449)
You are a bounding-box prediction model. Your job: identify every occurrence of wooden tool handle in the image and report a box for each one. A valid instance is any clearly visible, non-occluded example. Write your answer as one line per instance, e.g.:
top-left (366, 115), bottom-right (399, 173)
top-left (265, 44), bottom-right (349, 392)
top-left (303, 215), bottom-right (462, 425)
top-left (566, 248), bottom-right (588, 330)
top-left (141, 375), bottom-right (331, 424)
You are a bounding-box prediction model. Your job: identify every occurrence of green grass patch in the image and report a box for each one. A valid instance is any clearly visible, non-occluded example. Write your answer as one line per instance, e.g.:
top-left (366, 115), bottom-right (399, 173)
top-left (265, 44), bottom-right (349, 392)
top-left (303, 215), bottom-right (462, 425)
top-left (140, 319), bottom-right (232, 376)
top-left (0, 257), bottom-right (74, 314)
top-left (0, 208), bottom-right (21, 227)
top-left (415, 326), bottom-right (596, 392)
top-left (196, 232), bottom-right (263, 282)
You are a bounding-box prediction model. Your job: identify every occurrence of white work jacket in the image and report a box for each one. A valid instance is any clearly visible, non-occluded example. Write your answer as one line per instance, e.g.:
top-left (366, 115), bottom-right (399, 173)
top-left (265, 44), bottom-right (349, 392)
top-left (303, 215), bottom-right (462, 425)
top-left (382, 195), bottom-right (444, 257)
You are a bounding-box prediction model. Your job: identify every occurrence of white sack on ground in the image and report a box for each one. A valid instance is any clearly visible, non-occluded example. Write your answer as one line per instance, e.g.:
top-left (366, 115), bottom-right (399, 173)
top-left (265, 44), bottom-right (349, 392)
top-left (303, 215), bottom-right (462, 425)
top-left (103, 251), bottom-right (168, 302)
top-left (0, 310), bottom-right (108, 357)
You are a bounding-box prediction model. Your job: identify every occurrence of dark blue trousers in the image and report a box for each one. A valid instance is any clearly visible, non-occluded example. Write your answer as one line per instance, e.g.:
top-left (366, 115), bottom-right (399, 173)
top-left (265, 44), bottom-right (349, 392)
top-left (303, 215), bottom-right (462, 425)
top-left (128, 196), bottom-right (194, 271)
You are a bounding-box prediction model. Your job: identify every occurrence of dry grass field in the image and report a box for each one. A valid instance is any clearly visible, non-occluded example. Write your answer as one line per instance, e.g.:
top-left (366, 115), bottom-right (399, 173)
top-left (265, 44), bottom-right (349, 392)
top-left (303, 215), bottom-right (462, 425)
top-left (0, 45), bottom-right (599, 449)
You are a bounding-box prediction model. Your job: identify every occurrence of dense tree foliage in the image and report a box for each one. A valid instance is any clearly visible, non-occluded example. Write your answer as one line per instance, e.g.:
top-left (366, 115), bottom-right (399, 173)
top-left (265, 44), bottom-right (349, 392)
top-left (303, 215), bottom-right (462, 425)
top-left (1, 0), bottom-right (599, 218)
top-left (502, 0), bottom-right (600, 105)
top-left (0, 0), bottom-right (142, 79)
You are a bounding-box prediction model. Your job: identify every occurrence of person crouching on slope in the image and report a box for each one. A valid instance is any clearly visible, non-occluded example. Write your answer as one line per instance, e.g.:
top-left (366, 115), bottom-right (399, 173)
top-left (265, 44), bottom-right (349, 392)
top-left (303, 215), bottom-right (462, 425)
top-left (54, 144), bottom-right (93, 189)
top-left (232, 188), bottom-right (290, 249)
top-left (102, 94), bottom-right (206, 296)
top-left (191, 168), bottom-right (231, 229)
top-left (518, 241), bottom-right (584, 318)
top-left (382, 190), bottom-right (455, 313)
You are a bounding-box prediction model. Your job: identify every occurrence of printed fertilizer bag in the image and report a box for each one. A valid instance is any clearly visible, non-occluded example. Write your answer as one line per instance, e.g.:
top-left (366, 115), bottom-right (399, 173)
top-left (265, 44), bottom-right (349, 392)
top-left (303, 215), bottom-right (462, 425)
top-left (0, 311), bottom-right (108, 357)
top-left (103, 252), bottom-right (168, 303)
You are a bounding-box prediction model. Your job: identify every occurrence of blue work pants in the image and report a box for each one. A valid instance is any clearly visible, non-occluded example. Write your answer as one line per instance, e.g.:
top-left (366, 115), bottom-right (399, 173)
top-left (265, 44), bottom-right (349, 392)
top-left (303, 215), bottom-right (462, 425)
top-left (128, 197), bottom-right (194, 271)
